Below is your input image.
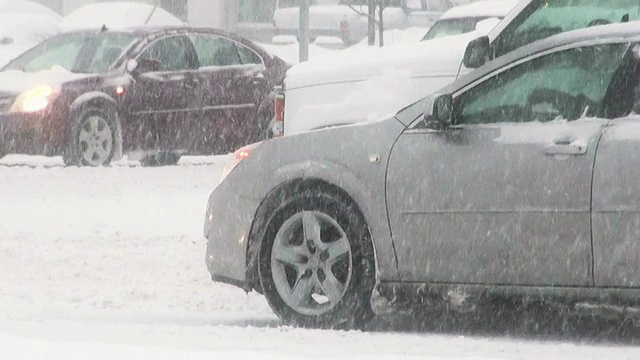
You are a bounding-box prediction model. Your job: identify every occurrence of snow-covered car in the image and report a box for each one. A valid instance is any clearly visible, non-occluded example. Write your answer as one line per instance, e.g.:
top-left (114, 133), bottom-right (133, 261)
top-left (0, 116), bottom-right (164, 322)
top-left (0, 0), bottom-right (62, 67)
top-left (60, 1), bottom-right (184, 32)
top-left (276, 0), bottom-right (640, 137)
top-left (206, 22), bottom-right (640, 329)
top-left (0, 27), bottom-right (289, 166)
top-left (421, 0), bottom-right (518, 40)
top-left (273, 0), bottom-right (451, 46)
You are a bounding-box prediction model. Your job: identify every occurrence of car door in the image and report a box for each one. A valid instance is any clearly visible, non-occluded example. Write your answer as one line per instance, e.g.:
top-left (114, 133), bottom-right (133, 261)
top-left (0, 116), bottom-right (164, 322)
top-left (592, 43), bottom-right (640, 288)
top-left (386, 42), bottom-right (630, 286)
top-left (124, 34), bottom-right (200, 152)
top-left (189, 33), bottom-right (268, 154)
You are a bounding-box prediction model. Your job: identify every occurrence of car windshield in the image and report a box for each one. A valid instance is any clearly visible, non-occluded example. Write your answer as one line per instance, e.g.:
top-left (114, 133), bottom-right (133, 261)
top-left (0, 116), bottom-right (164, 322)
top-left (3, 31), bottom-right (140, 74)
top-left (497, 0), bottom-right (640, 57)
top-left (422, 16), bottom-right (498, 40)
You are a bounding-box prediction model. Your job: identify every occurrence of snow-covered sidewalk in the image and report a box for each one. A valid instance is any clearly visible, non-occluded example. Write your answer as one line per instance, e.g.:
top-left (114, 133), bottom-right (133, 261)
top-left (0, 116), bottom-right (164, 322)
top-left (1, 156), bottom-right (639, 359)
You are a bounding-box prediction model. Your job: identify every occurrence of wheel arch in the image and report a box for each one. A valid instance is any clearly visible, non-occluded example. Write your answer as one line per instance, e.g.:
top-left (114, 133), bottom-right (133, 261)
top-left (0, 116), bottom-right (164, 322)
top-left (245, 176), bottom-right (378, 294)
top-left (68, 92), bottom-right (123, 161)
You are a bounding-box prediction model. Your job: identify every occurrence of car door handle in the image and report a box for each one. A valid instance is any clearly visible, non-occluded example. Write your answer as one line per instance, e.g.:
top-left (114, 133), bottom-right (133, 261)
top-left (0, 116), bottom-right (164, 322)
top-left (251, 73), bottom-right (266, 85)
top-left (544, 140), bottom-right (587, 156)
top-left (184, 78), bottom-right (199, 89)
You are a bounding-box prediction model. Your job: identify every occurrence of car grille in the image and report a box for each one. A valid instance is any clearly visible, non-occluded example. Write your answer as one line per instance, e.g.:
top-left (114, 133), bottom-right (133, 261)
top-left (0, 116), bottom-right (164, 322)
top-left (0, 95), bottom-right (14, 114)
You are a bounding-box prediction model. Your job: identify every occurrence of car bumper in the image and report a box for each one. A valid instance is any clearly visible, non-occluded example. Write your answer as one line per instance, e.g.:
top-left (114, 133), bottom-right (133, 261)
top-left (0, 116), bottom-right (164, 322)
top-left (204, 179), bottom-right (262, 291)
top-left (0, 111), bottom-right (65, 156)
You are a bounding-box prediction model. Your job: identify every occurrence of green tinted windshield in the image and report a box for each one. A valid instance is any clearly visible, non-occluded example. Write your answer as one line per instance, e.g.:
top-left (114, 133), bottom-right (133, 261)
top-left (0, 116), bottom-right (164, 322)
top-left (4, 32), bottom-right (140, 74)
top-left (496, 0), bottom-right (640, 57)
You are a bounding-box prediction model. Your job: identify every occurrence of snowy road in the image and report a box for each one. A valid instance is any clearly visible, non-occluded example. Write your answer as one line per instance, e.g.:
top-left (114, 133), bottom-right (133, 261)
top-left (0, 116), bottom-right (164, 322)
top-left (1, 155), bottom-right (640, 359)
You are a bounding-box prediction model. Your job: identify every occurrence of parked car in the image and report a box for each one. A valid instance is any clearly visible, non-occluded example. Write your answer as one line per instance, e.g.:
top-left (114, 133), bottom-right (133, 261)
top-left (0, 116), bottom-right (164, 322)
top-left (0, 0), bottom-right (62, 67)
top-left (421, 0), bottom-right (518, 40)
top-left (273, 0), bottom-right (451, 46)
top-left (60, 2), bottom-right (184, 32)
top-left (0, 27), bottom-right (289, 166)
top-left (275, 0), bottom-right (640, 137)
top-left (205, 22), bottom-right (640, 328)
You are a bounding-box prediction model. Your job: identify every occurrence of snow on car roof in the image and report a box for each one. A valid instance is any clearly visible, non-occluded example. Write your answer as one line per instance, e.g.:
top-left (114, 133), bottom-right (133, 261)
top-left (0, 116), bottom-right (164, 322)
top-left (440, 0), bottom-right (519, 20)
top-left (0, 0), bottom-right (61, 19)
top-left (60, 2), bottom-right (184, 32)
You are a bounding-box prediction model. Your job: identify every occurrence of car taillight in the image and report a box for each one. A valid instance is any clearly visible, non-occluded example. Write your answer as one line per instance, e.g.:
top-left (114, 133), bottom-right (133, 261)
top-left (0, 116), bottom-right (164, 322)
top-left (273, 91), bottom-right (285, 137)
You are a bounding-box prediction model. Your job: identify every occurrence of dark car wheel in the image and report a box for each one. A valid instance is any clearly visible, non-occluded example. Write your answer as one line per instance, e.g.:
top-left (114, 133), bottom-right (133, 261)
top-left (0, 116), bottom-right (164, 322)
top-left (258, 189), bottom-right (375, 329)
top-left (64, 107), bottom-right (120, 167)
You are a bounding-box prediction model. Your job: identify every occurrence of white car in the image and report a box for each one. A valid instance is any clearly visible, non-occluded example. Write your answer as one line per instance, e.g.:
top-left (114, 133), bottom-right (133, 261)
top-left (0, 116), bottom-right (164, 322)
top-left (273, 0), bottom-right (452, 46)
top-left (421, 0), bottom-right (518, 40)
top-left (275, 0), bottom-right (640, 137)
top-left (60, 1), bottom-right (184, 32)
top-left (0, 0), bottom-right (62, 67)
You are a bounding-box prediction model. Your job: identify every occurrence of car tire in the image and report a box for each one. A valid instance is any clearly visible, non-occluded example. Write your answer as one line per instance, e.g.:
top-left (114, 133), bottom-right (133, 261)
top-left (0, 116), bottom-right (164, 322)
top-left (63, 107), bottom-right (121, 167)
top-left (258, 188), bottom-right (375, 329)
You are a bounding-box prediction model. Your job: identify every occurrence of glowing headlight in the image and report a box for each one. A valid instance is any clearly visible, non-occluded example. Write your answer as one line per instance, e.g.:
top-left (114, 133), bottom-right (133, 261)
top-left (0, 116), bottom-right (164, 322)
top-left (10, 85), bottom-right (58, 113)
top-left (220, 142), bottom-right (263, 184)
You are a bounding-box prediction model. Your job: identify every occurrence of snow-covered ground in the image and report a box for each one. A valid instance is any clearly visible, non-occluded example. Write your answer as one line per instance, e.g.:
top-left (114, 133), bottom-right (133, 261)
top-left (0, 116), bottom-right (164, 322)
top-left (1, 155), bottom-right (640, 359)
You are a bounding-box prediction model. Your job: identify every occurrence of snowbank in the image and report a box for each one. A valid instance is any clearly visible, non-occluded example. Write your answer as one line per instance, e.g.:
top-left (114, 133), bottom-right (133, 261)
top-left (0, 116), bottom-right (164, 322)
top-left (60, 2), bottom-right (184, 31)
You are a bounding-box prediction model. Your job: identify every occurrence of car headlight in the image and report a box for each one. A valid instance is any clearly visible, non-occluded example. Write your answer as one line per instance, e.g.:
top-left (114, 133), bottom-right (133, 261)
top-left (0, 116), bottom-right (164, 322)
top-left (220, 142), bottom-right (263, 184)
top-left (10, 85), bottom-right (59, 113)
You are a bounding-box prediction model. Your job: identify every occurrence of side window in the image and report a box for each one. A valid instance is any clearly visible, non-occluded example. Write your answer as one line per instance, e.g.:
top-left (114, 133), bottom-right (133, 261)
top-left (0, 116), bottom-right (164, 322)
top-left (138, 36), bottom-right (193, 72)
top-left (191, 34), bottom-right (242, 67)
top-left (236, 44), bottom-right (263, 65)
top-left (495, 1), bottom-right (640, 58)
top-left (454, 44), bottom-right (629, 125)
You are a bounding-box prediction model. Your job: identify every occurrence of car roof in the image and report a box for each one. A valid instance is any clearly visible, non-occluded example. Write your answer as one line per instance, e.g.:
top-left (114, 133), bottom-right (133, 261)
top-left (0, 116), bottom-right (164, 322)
top-left (448, 22), bottom-right (640, 94)
top-left (439, 0), bottom-right (519, 20)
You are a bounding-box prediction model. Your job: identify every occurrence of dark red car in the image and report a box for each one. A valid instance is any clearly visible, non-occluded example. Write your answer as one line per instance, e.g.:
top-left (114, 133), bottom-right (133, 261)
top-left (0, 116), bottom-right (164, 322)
top-left (0, 26), bottom-right (289, 166)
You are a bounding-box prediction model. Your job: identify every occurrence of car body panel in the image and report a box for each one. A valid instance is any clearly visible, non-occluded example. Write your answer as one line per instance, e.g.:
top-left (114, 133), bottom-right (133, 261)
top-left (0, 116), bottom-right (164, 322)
top-left (387, 119), bottom-right (606, 285)
top-left (205, 118), bottom-right (407, 286)
top-left (592, 117), bottom-right (640, 288)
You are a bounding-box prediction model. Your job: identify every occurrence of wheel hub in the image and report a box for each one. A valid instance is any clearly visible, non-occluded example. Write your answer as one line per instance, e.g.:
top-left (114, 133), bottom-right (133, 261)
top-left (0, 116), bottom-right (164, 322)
top-left (270, 210), bottom-right (353, 316)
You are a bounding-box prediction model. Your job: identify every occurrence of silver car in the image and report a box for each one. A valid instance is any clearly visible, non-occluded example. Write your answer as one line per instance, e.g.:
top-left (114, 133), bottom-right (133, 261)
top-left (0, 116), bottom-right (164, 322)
top-left (204, 22), bottom-right (640, 329)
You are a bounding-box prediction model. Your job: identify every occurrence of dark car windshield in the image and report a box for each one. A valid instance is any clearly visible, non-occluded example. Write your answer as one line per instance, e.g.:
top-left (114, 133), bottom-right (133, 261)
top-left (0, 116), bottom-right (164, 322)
top-left (422, 17), bottom-right (500, 41)
top-left (3, 31), bottom-right (141, 74)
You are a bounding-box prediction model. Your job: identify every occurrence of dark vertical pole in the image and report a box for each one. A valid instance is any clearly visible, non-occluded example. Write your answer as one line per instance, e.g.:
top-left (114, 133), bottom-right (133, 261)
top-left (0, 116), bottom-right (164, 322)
top-left (378, 1), bottom-right (384, 47)
top-left (367, 0), bottom-right (375, 46)
top-left (299, 0), bottom-right (310, 62)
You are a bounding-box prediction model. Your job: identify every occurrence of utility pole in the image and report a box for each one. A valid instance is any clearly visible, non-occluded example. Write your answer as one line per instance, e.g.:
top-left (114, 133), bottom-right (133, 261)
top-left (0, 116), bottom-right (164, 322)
top-left (299, 0), bottom-right (310, 62)
top-left (367, 0), bottom-right (375, 46)
top-left (378, 0), bottom-right (384, 47)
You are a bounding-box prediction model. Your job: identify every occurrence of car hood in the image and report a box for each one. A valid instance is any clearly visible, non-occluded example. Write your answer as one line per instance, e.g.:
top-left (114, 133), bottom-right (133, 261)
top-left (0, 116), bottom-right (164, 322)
top-left (284, 29), bottom-right (484, 90)
top-left (0, 68), bottom-right (96, 95)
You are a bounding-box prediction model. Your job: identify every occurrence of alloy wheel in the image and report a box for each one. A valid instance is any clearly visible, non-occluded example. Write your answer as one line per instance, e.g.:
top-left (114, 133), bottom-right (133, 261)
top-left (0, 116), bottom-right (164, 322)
top-left (270, 210), bottom-right (353, 316)
top-left (78, 115), bottom-right (113, 166)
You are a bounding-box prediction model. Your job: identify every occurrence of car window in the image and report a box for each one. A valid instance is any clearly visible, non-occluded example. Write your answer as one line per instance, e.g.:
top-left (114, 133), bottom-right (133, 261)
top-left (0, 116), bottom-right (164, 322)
top-left (4, 32), bottom-right (140, 74)
top-left (236, 44), bottom-right (263, 65)
top-left (138, 35), bottom-right (194, 72)
top-left (422, 17), bottom-right (494, 41)
top-left (20, 38), bottom-right (84, 72)
top-left (494, 0), bottom-right (640, 58)
top-left (454, 43), bottom-right (629, 125)
top-left (191, 34), bottom-right (242, 67)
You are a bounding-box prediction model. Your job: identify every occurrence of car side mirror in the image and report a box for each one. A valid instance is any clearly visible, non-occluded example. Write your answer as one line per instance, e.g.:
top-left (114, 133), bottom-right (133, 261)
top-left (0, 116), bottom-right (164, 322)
top-left (424, 94), bottom-right (453, 129)
top-left (129, 58), bottom-right (162, 75)
top-left (463, 36), bottom-right (490, 69)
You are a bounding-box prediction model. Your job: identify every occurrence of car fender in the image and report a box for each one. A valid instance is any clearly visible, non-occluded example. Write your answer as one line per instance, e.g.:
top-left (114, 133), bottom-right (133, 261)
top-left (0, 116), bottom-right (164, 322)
top-left (249, 157), bottom-right (399, 282)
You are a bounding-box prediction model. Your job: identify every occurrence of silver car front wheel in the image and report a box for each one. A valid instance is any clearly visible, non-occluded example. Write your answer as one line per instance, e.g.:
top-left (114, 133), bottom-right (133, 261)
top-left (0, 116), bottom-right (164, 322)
top-left (259, 188), bottom-right (375, 329)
